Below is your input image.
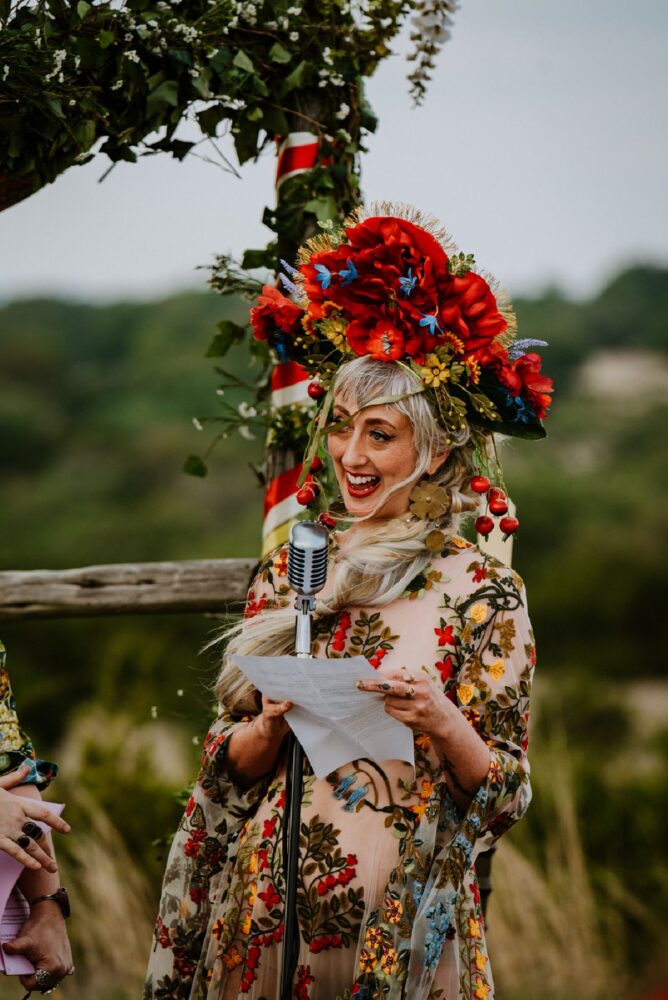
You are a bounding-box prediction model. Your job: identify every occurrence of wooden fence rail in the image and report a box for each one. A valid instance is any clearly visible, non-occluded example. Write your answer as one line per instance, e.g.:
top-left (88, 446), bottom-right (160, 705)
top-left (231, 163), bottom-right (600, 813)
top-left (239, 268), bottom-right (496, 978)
top-left (0, 560), bottom-right (257, 620)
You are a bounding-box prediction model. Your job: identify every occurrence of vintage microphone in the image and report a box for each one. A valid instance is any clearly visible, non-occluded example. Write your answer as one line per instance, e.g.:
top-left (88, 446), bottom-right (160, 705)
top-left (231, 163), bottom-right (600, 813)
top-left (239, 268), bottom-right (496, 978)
top-left (280, 520), bottom-right (329, 1000)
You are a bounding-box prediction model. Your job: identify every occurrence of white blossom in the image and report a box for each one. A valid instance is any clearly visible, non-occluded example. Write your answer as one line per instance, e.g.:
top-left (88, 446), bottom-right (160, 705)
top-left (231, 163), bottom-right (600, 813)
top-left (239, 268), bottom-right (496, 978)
top-left (192, 417), bottom-right (204, 431)
top-left (289, 30), bottom-right (299, 41)
top-left (287, 6), bottom-right (302, 14)
top-left (1, 65), bottom-right (9, 82)
top-left (335, 103), bottom-right (350, 119)
top-left (150, 705), bottom-right (158, 719)
top-left (238, 401), bottom-right (257, 419)
top-left (238, 425), bottom-right (256, 441)
top-left (125, 49), bottom-right (141, 63)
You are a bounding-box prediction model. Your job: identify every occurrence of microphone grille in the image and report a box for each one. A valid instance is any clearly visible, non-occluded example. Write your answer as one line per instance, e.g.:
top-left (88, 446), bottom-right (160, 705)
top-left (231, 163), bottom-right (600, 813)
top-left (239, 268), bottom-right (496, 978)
top-left (288, 521), bottom-right (329, 596)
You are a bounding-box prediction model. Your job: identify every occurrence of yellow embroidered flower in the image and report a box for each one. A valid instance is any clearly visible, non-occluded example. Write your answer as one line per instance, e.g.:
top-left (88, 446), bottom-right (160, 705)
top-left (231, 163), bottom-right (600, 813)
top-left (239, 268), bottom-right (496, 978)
top-left (247, 883), bottom-right (257, 907)
top-left (409, 481), bottom-right (451, 520)
top-left (457, 683), bottom-right (475, 705)
top-left (488, 658), bottom-right (505, 680)
top-left (470, 603), bottom-right (488, 624)
top-left (415, 732), bottom-right (431, 752)
top-left (247, 851), bottom-right (258, 874)
top-left (380, 947), bottom-right (398, 975)
top-left (488, 758), bottom-right (503, 783)
top-left (473, 979), bottom-right (491, 999)
top-left (240, 912), bottom-right (252, 935)
top-left (468, 916), bottom-right (482, 939)
top-left (420, 353), bottom-right (450, 388)
top-left (364, 927), bottom-right (383, 949)
top-left (359, 948), bottom-right (376, 973)
top-left (222, 946), bottom-right (243, 971)
top-left (450, 535), bottom-right (471, 549)
top-left (384, 895), bottom-right (403, 924)
top-left (211, 919), bottom-right (226, 941)
top-left (474, 946), bottom-right (489, 971)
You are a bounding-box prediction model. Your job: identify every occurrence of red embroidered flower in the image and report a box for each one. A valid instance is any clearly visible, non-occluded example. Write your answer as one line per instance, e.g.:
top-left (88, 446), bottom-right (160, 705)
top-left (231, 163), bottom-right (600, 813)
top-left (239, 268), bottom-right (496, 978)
top-left (189, 885), bottom-right (208, 904)
top-left (250, 285), bottom-right (303, 343)
top-left (183, 838), bottom-right (201, 858)
top-left (262, 816), bottom-right (278, 839)
top-left (185, 795), bottom-right (196, 817)
top-left (258, 883), bottom-right (281, 910)
top-left (472, 566), bottom-right (488, 583)
top-left (436, 656), bottom-right (455, 683)
top-left (435, 624), bottom-right (455, 647)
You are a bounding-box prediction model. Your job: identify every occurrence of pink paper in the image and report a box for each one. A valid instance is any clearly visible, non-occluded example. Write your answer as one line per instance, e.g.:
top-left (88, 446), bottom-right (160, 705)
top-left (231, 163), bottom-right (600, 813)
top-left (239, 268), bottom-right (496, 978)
top-left (0, 802), bottom-right (65, 977)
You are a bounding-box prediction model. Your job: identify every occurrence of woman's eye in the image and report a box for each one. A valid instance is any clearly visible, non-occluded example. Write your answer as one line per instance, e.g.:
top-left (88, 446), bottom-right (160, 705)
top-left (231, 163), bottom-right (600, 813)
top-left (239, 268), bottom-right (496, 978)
top-left (370, 430), bottom-right (391, 442)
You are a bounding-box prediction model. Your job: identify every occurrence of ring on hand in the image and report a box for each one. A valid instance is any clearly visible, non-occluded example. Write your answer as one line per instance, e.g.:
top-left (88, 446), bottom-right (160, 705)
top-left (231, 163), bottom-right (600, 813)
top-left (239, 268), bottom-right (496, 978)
top-left (16, 834), bottom-right (32, 849)
top-left (22, 821), bottom-right (43, 841)
top-left (405, 685), bottom-right (416, 700)
top-left (35, 968), bottom-right (56, 989)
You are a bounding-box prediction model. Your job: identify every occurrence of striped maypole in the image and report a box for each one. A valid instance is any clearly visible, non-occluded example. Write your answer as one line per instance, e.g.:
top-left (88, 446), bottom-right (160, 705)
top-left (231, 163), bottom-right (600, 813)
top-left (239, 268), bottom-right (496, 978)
top-left (261, 132), bottom-right (321, 555)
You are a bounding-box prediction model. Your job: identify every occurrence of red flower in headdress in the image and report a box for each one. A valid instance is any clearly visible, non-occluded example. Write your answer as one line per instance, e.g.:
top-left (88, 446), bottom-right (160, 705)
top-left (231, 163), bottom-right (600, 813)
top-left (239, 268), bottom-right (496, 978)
top-left (250, 285), bottom-right (303, 343)
top-left (438, 272), bottom-right (508, 358)
top-left (497, 352), bottom-right (554, 419)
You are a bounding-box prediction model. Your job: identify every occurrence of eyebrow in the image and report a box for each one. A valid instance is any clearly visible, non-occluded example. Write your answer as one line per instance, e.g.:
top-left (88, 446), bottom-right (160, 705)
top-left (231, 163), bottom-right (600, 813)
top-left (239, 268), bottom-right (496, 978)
top-left (332, 405), bottom-right (397, 430)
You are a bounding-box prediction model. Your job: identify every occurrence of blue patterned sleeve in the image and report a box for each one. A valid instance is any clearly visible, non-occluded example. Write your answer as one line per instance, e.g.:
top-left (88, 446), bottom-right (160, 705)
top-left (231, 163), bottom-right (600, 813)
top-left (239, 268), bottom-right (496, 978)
top-left (0, 640), bottom-right (58, 790)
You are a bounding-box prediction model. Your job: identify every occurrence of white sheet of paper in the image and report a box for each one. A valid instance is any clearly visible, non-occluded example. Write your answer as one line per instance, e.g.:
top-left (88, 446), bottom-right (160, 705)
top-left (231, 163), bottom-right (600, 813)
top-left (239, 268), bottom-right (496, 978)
top-left (231, 655), bottom-right (414, 779)
top-left (0, 802), bottom-right (65, 976)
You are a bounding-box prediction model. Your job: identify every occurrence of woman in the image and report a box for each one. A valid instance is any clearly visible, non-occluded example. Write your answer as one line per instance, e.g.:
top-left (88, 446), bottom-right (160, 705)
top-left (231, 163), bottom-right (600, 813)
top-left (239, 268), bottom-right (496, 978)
top-left (145, 207), bottom-right (552, 1000)
top-left (0, 640), bottom-right (73, 994)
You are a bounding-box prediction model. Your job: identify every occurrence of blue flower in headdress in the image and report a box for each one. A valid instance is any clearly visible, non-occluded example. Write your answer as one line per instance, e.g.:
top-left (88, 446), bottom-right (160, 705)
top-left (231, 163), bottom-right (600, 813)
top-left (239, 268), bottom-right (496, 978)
top-left (502, 391), bottom-right (535, 424)
top-left (278, 271), bottom-right (299, 296)
top-left (398, 268), bottom-right (417, 297)
top-left (339, 258), bottom-right (358, 285)
top-left (315, 264), bottom-right (332, 289)
top-left (419, 312), bottom-right (442, 336)
top-left (273, 332), bottom-right (289, 363)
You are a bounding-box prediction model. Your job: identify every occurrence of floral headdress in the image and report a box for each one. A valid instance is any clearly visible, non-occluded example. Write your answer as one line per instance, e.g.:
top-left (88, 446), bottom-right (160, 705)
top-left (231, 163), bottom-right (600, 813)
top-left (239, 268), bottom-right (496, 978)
top-left (250, 203), bottom-right (554, 536)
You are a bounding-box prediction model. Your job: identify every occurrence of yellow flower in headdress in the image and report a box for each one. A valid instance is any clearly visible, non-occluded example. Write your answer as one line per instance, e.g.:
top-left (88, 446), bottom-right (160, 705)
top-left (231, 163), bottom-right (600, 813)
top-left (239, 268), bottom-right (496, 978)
top-left (409, 482), bottom-right (451, 520)
top-left (420, 353), bottom-right (450, 388)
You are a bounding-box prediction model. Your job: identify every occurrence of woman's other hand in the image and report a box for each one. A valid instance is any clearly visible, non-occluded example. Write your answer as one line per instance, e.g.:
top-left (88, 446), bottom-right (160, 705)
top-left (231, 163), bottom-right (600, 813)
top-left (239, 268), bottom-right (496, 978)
top-left (0, 767), bottom-right (71, 871)
top-left (356, 666), bottom-right (492, 809)
top-left (4, 903), bottom-right (73, 994)
top-left (356, 667), bottom-right (451, 738)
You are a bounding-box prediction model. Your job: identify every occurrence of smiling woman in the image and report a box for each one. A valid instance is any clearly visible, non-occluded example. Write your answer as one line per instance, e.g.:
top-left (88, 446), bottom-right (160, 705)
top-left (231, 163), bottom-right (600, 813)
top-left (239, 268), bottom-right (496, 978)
top-left (145, 207), bottom-right (548, 1000)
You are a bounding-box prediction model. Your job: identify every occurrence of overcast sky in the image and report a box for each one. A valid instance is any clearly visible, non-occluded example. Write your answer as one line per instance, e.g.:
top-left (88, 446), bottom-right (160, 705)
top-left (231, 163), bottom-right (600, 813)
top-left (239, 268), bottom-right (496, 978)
top-left (1, 0), bottom-right (666, 303)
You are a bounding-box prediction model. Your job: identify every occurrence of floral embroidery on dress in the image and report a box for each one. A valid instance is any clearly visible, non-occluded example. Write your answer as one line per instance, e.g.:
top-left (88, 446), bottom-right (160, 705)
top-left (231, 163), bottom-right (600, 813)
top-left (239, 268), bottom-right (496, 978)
top-left (0, 640), bottom-right (57, 789)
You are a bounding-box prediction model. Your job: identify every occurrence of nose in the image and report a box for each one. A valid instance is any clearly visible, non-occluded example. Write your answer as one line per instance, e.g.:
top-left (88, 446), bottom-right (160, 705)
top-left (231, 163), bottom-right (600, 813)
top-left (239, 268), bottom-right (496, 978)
top-left (341, 428), bottom-right (371, 470)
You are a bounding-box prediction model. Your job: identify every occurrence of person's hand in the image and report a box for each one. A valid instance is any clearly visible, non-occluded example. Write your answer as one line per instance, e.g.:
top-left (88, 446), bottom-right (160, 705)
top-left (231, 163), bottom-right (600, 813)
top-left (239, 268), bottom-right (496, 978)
top-left (255, 694), bottom-right (293, 741)
top-left (356, 666), bottom-right (453, 739)
top-left (0, 767), bottom-right (71, 872)
top-left (4, 903), bottom-right (74, 993)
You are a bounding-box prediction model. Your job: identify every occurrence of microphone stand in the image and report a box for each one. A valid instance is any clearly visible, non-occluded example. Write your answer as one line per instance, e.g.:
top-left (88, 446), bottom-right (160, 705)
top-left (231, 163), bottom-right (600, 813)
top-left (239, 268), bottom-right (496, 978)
top-left (279, 593), bottom-right (314, 1000)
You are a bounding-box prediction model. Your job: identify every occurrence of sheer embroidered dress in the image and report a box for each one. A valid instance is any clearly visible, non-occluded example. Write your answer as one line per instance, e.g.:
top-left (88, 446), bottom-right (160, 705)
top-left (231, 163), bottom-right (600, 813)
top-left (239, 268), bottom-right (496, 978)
top-left (144, 536), bottom-right (534, 1000)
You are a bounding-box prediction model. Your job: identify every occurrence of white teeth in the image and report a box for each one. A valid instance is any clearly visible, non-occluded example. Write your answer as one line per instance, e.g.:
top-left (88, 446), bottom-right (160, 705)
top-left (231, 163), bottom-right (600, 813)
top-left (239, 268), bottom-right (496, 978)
top-left (347, 474), bottom-right (378, 486)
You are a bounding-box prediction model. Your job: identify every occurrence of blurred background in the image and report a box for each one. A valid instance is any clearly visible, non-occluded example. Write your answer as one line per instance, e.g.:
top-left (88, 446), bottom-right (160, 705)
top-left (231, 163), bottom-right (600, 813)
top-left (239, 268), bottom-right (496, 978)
top-left (1, 1), bottom-right (667, 998)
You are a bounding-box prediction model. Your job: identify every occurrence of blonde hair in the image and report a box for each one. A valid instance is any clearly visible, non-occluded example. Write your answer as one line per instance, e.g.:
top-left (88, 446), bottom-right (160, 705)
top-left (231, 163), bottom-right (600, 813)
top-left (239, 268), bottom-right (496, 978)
top-left (214, 356), bottom-right (480, 715)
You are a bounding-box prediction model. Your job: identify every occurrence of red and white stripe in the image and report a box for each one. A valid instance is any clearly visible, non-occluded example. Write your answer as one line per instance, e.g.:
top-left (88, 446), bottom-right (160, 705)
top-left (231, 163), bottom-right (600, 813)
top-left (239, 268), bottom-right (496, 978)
top-left (275, 131), bottom-right (319, 188)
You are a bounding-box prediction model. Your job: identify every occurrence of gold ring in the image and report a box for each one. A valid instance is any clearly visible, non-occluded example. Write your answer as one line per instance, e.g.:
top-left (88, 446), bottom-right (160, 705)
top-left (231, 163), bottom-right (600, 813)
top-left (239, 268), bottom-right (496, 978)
top-left (405, 685), bottom-right (416, 700)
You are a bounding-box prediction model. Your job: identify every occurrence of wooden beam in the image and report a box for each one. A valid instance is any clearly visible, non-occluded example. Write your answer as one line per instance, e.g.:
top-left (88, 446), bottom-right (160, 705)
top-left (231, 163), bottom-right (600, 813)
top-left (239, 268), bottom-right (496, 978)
top-left (0, 559), bottom-right (259, 621)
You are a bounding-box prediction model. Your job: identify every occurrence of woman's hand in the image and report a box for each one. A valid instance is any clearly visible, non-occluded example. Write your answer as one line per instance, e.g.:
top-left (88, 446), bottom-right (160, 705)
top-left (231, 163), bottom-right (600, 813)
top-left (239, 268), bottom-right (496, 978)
top-left (4, 903), bottom-right (73, 993)
top-left (356, 666), bottom-right (451, 739)
top-left (356, 666), bottom-right (492, 809)
top-left (225, 696), bottom-right (293, 790)
top-left (0, 767), bottom-right (71, 872)
top-left (256, 695), bottom-right (293, 741)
